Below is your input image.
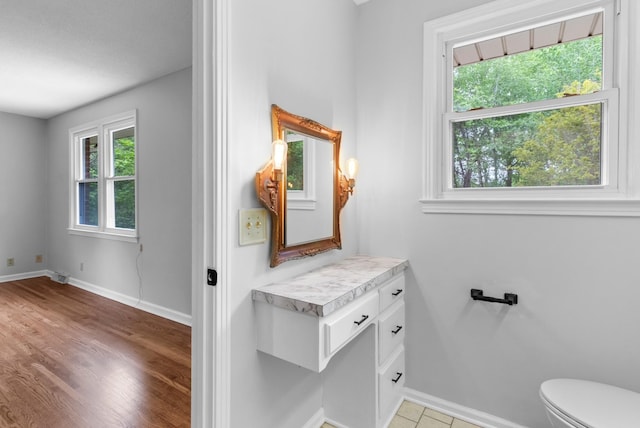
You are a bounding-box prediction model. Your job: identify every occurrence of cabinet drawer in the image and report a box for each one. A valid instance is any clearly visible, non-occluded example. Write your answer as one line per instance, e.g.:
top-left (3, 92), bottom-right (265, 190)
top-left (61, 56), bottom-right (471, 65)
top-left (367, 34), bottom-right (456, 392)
top-left (378, 301), bottom-right (405, 365)
top-left (379, 274), bottom-right (405, 312)
top-left (324, 291), bottom-right (379, 356)
top-left (379, 347), bottom-right (405, 421)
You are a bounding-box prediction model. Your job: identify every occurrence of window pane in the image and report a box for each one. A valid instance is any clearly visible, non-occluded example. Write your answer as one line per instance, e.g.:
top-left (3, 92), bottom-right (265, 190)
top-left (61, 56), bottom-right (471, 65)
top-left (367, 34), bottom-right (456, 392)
top-left (114, 179), bottom-right (135, 229)
top-left (82, 136), bottom-right (98, 179)
top-left (453, 36), bottom-right (602, 112)
top-left (287, 139), bottom-right (304, 191)
top-left (78, 182), bottom-right (98, 225)
top-left (112, 127), bottom-right (135, 177)
top-left (452, 103), bottom-right (602, 188)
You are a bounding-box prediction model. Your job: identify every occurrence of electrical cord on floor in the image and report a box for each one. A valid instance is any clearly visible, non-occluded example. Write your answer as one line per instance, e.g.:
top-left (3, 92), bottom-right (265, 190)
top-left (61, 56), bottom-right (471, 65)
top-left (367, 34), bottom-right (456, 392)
top-left (135, 243), bottom-right (143, 306)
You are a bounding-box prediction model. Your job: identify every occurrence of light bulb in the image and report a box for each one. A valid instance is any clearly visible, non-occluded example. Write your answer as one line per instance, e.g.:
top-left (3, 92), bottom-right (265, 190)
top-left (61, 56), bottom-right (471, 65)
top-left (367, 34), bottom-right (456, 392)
top-left (272, 139), bottom-right (287, 171)
top-left (346, 158), bottom-right (359, 180)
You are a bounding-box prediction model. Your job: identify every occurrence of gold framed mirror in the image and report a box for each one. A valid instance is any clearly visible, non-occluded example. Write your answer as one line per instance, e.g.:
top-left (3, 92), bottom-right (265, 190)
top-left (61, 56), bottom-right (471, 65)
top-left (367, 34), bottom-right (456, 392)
top-left (256, 105), bottom-right (355, 267)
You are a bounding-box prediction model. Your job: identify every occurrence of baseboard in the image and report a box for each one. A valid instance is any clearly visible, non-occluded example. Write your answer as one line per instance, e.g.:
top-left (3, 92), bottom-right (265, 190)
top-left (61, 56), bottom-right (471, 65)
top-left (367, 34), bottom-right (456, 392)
top-left (301, 408), bottom-right (350, 428)
top-left (0, 270), bottom-right (50, 283)
top-left (301, 408), bottom-right (326, 428)
top-left (45, 270), bottom-right (192, 326)
top-left (300, 388), bottom-right (526, 428)
top-left (402, 387), bottom-right (528, 428)
top-left (323, 418), bottom-right (349, 428)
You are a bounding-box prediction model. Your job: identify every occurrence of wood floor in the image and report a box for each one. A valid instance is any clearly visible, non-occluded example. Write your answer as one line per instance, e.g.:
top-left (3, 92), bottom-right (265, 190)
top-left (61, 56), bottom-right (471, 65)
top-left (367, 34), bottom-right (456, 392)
top-left (0, 276), bottom-right (191, 428)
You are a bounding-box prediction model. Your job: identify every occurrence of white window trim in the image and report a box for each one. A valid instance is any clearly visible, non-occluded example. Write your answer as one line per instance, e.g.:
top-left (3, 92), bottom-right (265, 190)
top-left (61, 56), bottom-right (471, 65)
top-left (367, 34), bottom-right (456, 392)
top-left (68, 110), bottom-right (138, 241)
top-left (421, 0), bottom-right (640, 216)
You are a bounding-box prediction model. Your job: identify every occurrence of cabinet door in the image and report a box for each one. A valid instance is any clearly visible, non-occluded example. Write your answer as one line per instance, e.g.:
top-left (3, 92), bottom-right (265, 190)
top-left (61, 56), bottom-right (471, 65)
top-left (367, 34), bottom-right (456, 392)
top-left (378, 347), bottom-right (405, 421)
top-left (378, 301), bottom-right (405, 365)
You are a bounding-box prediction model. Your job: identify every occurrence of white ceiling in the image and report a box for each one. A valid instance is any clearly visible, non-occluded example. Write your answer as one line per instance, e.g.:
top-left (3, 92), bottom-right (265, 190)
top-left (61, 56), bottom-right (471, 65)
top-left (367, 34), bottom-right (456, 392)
top-left (0, 0), bottom-right (192, 119)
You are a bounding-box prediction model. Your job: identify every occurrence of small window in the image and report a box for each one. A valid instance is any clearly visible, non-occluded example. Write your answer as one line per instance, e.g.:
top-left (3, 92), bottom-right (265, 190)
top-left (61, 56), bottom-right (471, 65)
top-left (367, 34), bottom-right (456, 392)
top-left (69, 111), bottom-right (137, 240)
top-left (421, 0), bottom-right (640, 216)
top-left (285, 131), bottom-right (317, 210)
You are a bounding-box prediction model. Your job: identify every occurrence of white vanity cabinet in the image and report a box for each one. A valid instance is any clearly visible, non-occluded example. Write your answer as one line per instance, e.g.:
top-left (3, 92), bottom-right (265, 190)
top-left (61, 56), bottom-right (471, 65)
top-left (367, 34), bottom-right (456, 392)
top-left (254, 285), bottom-right (380, 372)
top-left (252, 255), bottom-right (408, 428)
top-left (377, 277), bottom-right (406, 423)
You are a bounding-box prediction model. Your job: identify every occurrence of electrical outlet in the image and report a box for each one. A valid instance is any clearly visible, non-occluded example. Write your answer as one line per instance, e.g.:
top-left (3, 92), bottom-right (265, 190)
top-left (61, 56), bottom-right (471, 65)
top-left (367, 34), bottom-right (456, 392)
top-left (239, 208), bottom-right (267, 246)
top-left (35, 254), bottom-right (43, 263)
top-left (7, 258), bottom-right (15, 267)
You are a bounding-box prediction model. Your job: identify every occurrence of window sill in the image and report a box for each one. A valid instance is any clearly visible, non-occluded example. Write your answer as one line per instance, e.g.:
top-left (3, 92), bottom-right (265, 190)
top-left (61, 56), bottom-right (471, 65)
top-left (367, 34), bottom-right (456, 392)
top-left (419, 198), bottom-right (640, 217)
top-left (68, 228), bottom-right (139, 243)
top-left (287, 199), bottom-right (317, 210)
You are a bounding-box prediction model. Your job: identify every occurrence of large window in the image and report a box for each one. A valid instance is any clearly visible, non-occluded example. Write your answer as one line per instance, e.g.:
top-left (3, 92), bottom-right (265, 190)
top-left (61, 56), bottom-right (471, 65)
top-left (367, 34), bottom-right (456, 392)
top-left (452, 27), bottom-right (605, 188)
top-left (70, 111), bottom-right (137, 240)
top-left (422, 0), bottom-right (640, 215)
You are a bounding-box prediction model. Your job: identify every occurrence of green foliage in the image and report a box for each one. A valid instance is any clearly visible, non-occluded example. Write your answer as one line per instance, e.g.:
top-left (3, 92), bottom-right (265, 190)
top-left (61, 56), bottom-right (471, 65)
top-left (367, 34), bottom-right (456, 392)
top-left (287, 140), bottom-right (304, 191)
top-left (112, 135), bottom-right (136, 229)
top-left (512, 80), bottom-right (602, 186)
top-left (113, 136), bottom-right (135, 177)
top-left (454, 37), bottom-right (602, 111)
top-left (453, 113), bottom-right (540, 187)
top-left (452, 36), bottom-right (603, 187)
top-left (114, 180), bottom-right (136, 229)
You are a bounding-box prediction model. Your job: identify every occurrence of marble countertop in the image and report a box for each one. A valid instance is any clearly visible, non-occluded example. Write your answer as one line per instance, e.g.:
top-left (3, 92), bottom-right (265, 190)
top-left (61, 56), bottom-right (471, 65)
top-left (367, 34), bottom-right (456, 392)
top-left (251, 255), bottom-right (409, 317)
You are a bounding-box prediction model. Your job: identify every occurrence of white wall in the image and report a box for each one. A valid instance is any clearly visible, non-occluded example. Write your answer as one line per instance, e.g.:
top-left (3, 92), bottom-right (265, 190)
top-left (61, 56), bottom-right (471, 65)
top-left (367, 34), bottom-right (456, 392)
top-left (45, 68), bottom-right (192, 318)
top-left (227, 0), bottom-right (359, 426)
top-left (0, 112), bottom-right (47, 277)
top-left (356, 1), bottom-right (640, 427)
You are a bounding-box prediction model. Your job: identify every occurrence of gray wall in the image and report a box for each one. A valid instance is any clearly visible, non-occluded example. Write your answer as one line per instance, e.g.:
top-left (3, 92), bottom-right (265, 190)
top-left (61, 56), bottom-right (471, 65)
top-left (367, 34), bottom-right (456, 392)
top-left (0, 112), bottom-right (47, 276)
top-left (356, 0), bottom-right (640, 426)
top-left (45, 68), bottom-right (192, 318)
top-left (227, 0), bottom-right (359, 426)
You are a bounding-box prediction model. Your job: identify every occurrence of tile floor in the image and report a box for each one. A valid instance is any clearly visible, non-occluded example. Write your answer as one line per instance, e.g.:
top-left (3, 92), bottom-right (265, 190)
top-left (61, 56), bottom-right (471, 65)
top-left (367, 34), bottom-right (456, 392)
top-left (321, 400), bottom-right (484, 428)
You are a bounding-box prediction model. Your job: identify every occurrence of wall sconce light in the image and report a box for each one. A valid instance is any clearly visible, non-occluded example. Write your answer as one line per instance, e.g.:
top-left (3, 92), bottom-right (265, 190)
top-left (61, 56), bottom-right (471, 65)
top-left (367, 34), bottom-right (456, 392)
top-left (345, 158), bottom-right (358, 195)
top-left (271, 139), bottom-right (287, 182)
top-left (256, 140), bottom-right (288, 215)
top-left (339, 157), bottom-right (359, 207)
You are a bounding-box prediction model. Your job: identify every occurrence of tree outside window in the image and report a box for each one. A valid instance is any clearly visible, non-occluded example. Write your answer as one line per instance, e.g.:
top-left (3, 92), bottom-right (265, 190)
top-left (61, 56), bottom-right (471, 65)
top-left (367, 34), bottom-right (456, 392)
top-left (452, 36), bottom-right (603, 188)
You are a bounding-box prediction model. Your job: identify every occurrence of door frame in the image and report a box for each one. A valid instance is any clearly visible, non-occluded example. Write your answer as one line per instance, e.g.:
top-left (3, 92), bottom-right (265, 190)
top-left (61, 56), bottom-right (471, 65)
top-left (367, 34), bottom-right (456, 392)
top-left (191, 0), bottom-right (230, 426)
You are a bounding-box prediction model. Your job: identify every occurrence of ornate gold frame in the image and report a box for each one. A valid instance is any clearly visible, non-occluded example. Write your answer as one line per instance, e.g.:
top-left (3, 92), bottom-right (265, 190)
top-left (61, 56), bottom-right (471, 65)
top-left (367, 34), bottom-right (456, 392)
top-left (256, 104), bottom-right (351, 267)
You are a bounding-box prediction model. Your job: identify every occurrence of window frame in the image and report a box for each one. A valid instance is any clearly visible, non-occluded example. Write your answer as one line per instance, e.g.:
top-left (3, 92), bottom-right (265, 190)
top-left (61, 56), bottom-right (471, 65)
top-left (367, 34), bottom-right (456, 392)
top-left (421, 0), bottom-right (640, 216)
top-left (69, 110), bottom-right (138, 241)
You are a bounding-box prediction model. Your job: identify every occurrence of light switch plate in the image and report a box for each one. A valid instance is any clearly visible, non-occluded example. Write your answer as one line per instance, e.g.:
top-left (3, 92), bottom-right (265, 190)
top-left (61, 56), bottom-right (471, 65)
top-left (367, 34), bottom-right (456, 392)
top-left (239, 208), bottom-right (267, 246)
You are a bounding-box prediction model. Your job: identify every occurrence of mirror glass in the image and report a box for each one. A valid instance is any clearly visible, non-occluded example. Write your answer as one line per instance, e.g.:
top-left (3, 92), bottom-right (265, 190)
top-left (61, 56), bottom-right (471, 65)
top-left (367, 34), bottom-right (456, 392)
top-left (285, 129), bottom-right (334, 246)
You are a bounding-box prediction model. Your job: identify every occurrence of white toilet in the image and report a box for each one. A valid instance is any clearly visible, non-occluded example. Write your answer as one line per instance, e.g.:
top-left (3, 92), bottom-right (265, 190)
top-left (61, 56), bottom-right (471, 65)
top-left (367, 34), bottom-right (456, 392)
top-left (540, 378), bottom-right (640, 427)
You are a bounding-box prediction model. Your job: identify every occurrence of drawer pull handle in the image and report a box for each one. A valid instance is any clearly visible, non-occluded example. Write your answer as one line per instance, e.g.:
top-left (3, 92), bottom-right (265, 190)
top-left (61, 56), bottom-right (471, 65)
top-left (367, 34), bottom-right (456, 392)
top-left (392, 289), bottom-right (404, 296)
top-left (392, 372), bottom-right (403, 383)
top-left (391, 325), bottom-right (403, 335)
top-left (353, 315), bottom-right (369, 326)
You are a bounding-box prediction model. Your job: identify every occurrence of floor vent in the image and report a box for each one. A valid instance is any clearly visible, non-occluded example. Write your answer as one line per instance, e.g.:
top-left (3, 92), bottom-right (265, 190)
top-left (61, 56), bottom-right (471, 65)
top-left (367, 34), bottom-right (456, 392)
top-left (52, 272), bottom-right (69, 284)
